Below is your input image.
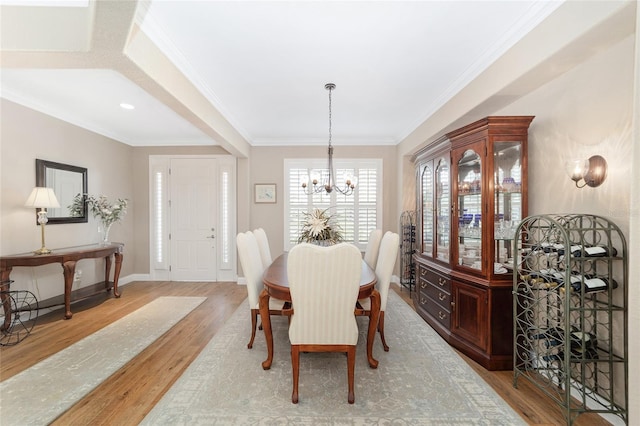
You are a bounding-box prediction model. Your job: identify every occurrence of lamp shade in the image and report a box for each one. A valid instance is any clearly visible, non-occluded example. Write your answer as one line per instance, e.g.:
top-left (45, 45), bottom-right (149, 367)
top-left (24, 187), bottom-right (60, 208)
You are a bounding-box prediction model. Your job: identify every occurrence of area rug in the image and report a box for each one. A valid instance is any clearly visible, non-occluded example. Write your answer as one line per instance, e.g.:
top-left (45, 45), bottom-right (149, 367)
top-left (142, 292), bottom-right (525, 425)
top-left (0, 296), bottom-right (206, 426)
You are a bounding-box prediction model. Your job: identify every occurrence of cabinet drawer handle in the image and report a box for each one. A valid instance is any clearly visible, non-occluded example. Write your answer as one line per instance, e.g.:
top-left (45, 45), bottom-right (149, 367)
top-left (438, 292), bottom-right (446, 301)
top-left (438, 311), bottom-right (446, 320)
top-left (438, 278), bottom-right (447, 286)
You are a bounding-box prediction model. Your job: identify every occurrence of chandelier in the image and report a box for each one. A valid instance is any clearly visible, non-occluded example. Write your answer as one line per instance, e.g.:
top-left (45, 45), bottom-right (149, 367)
top-left (301, 83), bottom-right (357, 195)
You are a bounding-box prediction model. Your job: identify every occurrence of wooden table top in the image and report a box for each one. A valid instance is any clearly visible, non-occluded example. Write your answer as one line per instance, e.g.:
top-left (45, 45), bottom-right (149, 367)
top-left (1, 243), bottom-right (124, 268)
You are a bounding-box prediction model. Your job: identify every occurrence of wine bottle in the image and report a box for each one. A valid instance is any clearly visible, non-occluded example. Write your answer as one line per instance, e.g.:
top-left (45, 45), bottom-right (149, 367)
top-left (585, 276), bottom-right (618, 292)
top-left (565, 245), bottom-right (585, 257)
top-left (531, 327), bottom-right (564, 341)
top-left (538, 329), bottom-right (599, 362)
top-left (582, 245), bottom-right (617, 257)
top-left (570, 330), bottom-right (598, 350)
top-left (572, 245), bottom-right (618, 258)
top-left (542, 353), bottom-right (563, 363)
top-left (558, 346), bottom-right (599, 361)
top-left (569, 276), bottom-right (618, 293)
top-left (530, 242), bottom-right (566, 254)
top-left (531, 242), bottom-right (554, 254)
top-left (549, 272), bottom-right (585, 286)
top-left (538, 269), bottom-right (565, 284)
top-left (520, 272), bottom-right (552, 288)
top-left (555, 244), bottom-right (580, 257)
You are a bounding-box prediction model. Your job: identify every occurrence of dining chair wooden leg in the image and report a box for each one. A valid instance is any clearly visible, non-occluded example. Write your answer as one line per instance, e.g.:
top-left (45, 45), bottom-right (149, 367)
top-left (347, 346), bottom-right (356, 404)
top-left (291, 345), bottom-right (300, 404)
top-left (378, 311), bottom-right (389, 352)
top-left (248, 309), bottom-right (258, 349)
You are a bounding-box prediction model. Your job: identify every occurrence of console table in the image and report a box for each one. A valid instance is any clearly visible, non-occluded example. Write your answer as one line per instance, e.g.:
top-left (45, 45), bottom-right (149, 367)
top-left (0, 243), bottom-right (124, 323)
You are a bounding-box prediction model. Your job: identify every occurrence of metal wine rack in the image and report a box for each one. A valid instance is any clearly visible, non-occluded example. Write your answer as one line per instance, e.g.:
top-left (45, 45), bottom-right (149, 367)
top-left (399, 210), bottom-right (416, 293)
top-left (512, 214), bottom-right (628, 425)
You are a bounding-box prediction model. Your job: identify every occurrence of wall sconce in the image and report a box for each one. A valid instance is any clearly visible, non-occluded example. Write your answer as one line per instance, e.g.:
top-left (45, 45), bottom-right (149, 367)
top-left (564, 155), bottom-right (608, 188)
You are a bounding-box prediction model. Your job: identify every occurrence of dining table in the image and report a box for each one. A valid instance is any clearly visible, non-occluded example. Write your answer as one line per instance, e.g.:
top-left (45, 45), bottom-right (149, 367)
top-left (259, 252), bottom-right (381, 370)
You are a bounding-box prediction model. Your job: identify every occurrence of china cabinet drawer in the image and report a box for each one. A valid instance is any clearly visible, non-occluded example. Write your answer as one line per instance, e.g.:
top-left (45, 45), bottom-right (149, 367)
top-left (425, 283), bottom-right (451, 308)
top-left (425, 269), bottom-right (450, 292)
top-left (429, 298), bottom-right (451, 329)
top-left (417, 264), bottom-right (450, 292)
top-left (417, 293), bottom-right (450, 329)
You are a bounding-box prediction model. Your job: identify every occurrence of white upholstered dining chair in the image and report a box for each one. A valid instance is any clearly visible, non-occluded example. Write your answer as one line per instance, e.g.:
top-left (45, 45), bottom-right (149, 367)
top-left (236, 231), bottom-right (290, 349)
top-left (253, 228), bottom-right (273, 270)
top-left (356, 231), bottom-right (399, 352)
top-left (287, 242), bottom-right (362, 404)
top-left (363, 229), bottom-right (383, 269)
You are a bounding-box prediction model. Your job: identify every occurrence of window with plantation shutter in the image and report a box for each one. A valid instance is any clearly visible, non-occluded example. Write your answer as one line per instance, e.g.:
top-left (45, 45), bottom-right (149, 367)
top-left (284, 158), bottom-right (382, 251)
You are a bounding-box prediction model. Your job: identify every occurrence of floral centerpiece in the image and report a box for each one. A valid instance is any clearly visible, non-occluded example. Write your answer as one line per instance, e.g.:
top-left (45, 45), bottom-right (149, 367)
top-left (69, 194), bottom-right (128, 243)
top-left (297, 208), bottom-right (343, 245)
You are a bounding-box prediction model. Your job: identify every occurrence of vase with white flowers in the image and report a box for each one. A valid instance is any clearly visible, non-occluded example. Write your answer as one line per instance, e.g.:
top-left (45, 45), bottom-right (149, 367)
top-left (69, 194), bottom-right (128, 244)
top-left (297, 208), bottom-right (343, 245)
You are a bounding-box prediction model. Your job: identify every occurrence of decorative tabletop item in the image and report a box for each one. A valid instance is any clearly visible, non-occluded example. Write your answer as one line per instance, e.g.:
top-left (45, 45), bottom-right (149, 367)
top-left (297, 208), bottom-right (343, 245)
top-left (69, 194), bottom-right (128, 244)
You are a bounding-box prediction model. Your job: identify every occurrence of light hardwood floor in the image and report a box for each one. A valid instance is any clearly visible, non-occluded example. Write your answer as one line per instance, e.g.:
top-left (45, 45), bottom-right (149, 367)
top-left (0, 281), bottom-right (611, 425)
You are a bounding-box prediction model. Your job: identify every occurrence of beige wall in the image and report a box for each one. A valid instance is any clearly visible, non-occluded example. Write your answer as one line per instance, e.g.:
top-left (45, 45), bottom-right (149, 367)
top-left (501, 36), bottom-right (634, 232)
top-left (247, 145), bottom-right (397, 259)
top-left (627, 6), bottom-right (640, 422)
top-left (0, 99), bottom-right (135, 300)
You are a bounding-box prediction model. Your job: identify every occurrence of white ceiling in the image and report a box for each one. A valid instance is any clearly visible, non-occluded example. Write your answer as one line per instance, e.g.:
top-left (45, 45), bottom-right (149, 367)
top-left (0, 0), bottom-right (562, 149)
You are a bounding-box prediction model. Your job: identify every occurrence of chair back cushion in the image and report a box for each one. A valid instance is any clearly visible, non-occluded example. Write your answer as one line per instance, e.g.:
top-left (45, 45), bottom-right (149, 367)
top-left (236, 231), bottom-right (264, 307)
top-left (288, 243), bottom-right (362, 345)
top-left (253, 228), bottom-right (273, 270)
top-left (363, 229), bottom-right (383, 269)
top-left (375, 232), bottom-right (399, 311)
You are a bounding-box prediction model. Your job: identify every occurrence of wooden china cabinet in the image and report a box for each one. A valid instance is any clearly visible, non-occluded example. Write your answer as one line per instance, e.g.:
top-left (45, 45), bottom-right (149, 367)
top-left (413, 116), bottom-right (534, 370)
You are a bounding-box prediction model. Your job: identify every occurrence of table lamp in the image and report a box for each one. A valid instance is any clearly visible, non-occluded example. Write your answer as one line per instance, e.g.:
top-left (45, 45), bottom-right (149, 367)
top-left (25, 187), bottom-right (60, 255)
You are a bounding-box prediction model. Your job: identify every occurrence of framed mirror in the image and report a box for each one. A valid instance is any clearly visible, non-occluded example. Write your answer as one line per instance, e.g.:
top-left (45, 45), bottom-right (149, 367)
top-left (35, 159), bottom-right (88, 224)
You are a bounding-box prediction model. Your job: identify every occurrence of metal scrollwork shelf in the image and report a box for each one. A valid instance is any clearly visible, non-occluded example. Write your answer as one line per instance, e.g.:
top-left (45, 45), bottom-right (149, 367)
top-left (512, 214), bottom-right (628, 425)
top-left (399, 210), bottom-right (416, 293)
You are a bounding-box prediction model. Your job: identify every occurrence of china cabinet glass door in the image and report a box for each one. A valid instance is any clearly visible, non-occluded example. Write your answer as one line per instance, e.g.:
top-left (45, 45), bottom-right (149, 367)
top-left (435, 157), bottom-right (450, 262)
top-left (421, 162), bottom-right (434, 257)
top-left (456, 147), bottom-right (482, 271)
top-left (494, 141), bottom-right (522, 272)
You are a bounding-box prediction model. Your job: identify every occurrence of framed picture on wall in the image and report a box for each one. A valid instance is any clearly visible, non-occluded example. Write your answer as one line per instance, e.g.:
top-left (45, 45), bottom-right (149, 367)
top-left (255, 183), bottom-right (277, 203)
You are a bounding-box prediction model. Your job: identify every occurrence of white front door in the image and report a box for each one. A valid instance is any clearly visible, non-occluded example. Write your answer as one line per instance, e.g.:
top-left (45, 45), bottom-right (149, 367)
top-left (170, 158), bottom-right (218, 281)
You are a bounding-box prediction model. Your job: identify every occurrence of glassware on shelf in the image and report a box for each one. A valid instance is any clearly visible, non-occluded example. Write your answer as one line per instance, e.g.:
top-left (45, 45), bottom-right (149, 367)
top-left (435, 158), bottom-right (450, 260)
top-left (494, 219), bottom-right (517, 240)
top-left (501, 177), bottom-right (518, 192)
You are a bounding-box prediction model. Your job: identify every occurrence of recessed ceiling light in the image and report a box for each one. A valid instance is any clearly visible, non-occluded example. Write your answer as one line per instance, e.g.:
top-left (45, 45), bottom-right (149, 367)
top-left (119, 103), bottom-right (135, 110)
